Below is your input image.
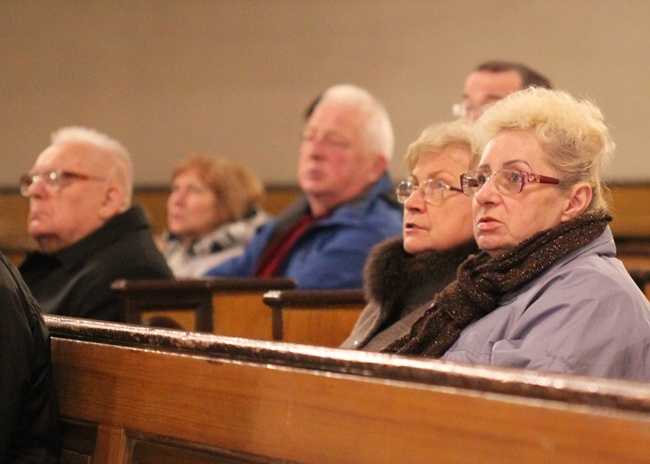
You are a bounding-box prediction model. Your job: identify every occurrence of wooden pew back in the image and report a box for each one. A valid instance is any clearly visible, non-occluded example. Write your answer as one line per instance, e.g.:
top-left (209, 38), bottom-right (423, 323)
top-left (48, 315), bottom-right (650, 464)
top-left (3, 182), bottom-right (650, 261)
top-left (0, 185), bottom-right (302, 267)
top-left (263, 289), bottom-right (366, 347)
top-left (112, 277), bottom-right (296, 340)
top-left (627, 267), bottom-right (650, 298)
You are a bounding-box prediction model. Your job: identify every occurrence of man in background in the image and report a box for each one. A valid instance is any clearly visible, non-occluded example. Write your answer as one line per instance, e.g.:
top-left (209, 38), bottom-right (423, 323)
top-left (453, 60), bottom-right (552, 121)
top-left (206, 84), bottom-right (402, 289)
top-left (19, 127), bottom-right (172, 321)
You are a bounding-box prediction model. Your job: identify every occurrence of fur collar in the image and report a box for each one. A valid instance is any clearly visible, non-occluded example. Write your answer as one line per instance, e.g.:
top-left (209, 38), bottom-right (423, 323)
top-left (364, 237), bottom-right (478, 319)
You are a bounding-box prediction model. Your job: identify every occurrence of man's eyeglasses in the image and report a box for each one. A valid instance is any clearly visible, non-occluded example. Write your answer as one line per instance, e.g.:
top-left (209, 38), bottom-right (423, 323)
top-left (19, 170), bottom-right (106, 197)
top-left (451, 102), bottom-right (492, 120)
top-left (395, 179), bottom-right (463, 205)
top-left (459, 169), bottom-right (560, 197)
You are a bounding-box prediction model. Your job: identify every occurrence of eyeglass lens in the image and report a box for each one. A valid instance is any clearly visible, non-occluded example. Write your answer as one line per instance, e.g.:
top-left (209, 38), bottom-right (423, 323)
top-left (19, 171), bottom-right (63, 197)
top-left (461, 170), bottom-right (524, 196)
top-left (396, 180), bottom-right (449, 204)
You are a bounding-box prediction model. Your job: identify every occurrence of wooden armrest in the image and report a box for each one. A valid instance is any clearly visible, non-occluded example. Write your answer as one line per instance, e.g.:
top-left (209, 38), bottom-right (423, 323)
top-left (111, 276), bottom-right (296, 293)
top-left (262, 288), bottom-right (366, 309)
top-left (263, 289), bottom-right (366, 346)
top-left (111, 277), bottom-right (297, 334)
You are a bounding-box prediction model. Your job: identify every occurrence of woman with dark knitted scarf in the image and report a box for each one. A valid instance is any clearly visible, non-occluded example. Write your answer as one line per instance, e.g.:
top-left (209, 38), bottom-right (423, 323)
top-left (341, 120), bottom-right (479, 350)
top-left (377, 87), bottom-right (650, 382)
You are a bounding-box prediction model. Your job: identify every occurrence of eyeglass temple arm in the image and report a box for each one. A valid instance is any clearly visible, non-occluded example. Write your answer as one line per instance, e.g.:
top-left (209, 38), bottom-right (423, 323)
top-left (460, 174), bottom-right (480, 187)
top-left (529, 173), bottom-right (560, 185)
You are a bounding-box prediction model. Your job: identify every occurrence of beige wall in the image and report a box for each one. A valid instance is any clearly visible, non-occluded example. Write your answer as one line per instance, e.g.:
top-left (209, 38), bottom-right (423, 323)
top-left (3, 0), bottom-right (649, 187)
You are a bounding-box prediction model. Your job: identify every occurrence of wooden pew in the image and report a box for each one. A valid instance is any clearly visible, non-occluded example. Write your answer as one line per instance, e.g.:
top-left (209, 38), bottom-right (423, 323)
top-left (111, 277), bottom-right (296, 340)
top-left (608, 182), bottom-right (650, 238)
top-left (615, 236), bottom-right (650, 269)
top-left (0, 185), bottom-right (302, 267)
top-left (2, 182), bottom-right (650, 268)
top-left (263, 289), bottom-right (366, 347)
top-left (47, 315), bottom-right (650, 464)
top-left (627, 267), bottom-right (650, 298)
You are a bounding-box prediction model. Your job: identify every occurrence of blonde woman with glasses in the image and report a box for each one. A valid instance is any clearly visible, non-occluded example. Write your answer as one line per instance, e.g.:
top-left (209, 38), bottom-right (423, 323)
top-left (341, 119), bottom-right (478, 350)
top-left (379, 87), bottom-right (650, 382)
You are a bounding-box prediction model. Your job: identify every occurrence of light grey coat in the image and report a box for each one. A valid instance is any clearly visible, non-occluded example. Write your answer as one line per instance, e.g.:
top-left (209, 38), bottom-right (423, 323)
top-left (440, 227), bottom-right (650, 382)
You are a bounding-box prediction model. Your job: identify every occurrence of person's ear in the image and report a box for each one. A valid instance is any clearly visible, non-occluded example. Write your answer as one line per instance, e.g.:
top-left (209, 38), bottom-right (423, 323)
top-left (98, 185), bottom-right (125, 219)
top-left (561, 182), bottom-right (592, 221)
top-left (369, 153), bottom-right (388, 180)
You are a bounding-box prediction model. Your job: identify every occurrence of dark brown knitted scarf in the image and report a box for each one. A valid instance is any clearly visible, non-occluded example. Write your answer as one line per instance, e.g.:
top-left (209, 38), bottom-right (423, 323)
top-left (381, 212), bottom-right (611, 356)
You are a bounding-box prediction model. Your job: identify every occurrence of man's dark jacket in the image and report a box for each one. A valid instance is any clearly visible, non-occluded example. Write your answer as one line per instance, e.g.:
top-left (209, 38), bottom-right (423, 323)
top-left (19, 205), bottom-right (173, 321)
top-left (0, 252), bottom-right (60, 463)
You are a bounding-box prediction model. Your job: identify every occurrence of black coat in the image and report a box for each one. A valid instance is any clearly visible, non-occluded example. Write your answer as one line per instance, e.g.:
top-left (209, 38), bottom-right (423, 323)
top-left (0, 252), bottom-right (60, 463)
top-left (20, 205), bottom-right (173, 321)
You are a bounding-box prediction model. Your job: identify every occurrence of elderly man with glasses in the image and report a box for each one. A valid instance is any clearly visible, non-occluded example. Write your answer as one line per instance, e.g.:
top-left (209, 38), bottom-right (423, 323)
top-left (205, 84), bottom-right (402, 289)
top-left (452, 60), bottom-right (552, 121)
top-left (18, 126), bottom-right (172, 321)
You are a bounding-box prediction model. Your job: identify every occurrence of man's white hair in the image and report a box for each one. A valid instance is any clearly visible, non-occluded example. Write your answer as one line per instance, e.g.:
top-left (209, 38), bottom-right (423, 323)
top-left (317, 84), bottom-right (394, 161)
top-left (51, 126), bottom-right (133, 205)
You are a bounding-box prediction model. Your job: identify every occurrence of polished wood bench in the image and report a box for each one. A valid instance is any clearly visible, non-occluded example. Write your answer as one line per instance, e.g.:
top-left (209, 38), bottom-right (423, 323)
top-left (616, 236), bottom-right (650, 269)
top-left (47, 315), bottom-right (650, 464)
top-left (262, 289), bottom-right (366, 347)
top-left (627, 266), bottom-right (650, 298)
top-left (111, 277), bottom-right (296, 340)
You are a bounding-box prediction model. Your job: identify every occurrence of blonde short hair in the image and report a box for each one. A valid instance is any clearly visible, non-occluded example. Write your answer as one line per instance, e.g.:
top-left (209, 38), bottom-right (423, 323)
top-left (474, 87), bottom-right (614, 214)
top-left (172, 155), bottom-right (264, 223)
top-left (405, 119), bottom-right (477, 173)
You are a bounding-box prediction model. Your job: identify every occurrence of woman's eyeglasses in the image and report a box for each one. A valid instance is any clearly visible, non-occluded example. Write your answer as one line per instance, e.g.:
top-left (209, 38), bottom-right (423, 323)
top-left (395, 179), bottom-right (463, 205)
top-left (459, 169), bottom-right (560, 197)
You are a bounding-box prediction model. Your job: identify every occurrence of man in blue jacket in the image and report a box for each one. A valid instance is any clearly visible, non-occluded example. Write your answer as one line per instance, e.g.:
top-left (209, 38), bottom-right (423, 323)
top-left (206, 84), bottom-right (402, 289)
